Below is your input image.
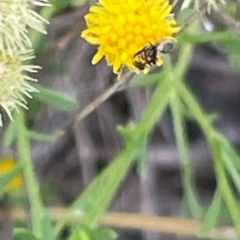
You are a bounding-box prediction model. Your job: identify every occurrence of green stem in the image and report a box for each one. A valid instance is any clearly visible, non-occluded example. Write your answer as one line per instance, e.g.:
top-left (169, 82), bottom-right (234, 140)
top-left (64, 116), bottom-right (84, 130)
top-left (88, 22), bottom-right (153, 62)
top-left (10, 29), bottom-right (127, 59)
top-left (168, 21), bottom-right (202, 218)
top-left (174, 41), bottom-right (194, 79)
top-left (170, 91), bottom-right (202, 219)
top-left (15, 110), bottom-right (43, 239)
top-left (177, 81), bottom-right (240, 235)
top-left (211, 142), bottom-right (240, 235)
top-left (176, 81), bottom-right (214, 135)
top-left (55, 74), bottom-right (173, 235)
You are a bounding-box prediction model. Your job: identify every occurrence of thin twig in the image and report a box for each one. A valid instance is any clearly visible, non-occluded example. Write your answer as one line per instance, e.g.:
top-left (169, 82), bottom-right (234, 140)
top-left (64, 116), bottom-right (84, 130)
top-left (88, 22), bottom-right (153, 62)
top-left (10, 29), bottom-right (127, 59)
top-left (56, 71), bottom-right (133, 137)
top-left (1, 208), bottom-right (238, 239)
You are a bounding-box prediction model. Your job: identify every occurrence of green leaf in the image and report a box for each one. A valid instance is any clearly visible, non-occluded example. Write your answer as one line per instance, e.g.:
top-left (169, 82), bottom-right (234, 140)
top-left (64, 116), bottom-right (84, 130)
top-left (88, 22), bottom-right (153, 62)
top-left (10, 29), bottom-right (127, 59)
top-left (177, 7), bottom-right (195, 25)
top-left (33, 84), bottom-right (78, 111)
top-left (3, 121), bottom-right (16, 146)
top-left (0, 162), bottom-right (22, 194)
top-left (136, 131), bottom-right (149, 175)
top-left (219, 139), bottom-right (240, 194)
top-left (201, 190), bottom-right (222, 233)
top-left (117, 121), bottom-right (137, 144)
top-left (51, 0), bottom-right (74, 11)
top-left (178, 30), bottom-right (231, 44)
top-left (129, 71), bottom-right (164, 87)
top-left (68, 227), bottom-right (91, 240)
top-left (28, 131), bottom-right (57, 142)
top-left (170, 89), bottom-right (202, 219)
top-left (41, 208), bottom-right (56, 240)
top-left (118, 122), bottom-right (149, 175)
top-left (219, 31), bottom-right (240, 54)
top-left (69, 226), bottom-right (117, 240)
top-left (92, 228), bottom-right (117, 240)
top-left (13, 228), bottom-right (39, 240)
top-left (211, 140), bottom-right (240, 235)
top-left (229, 52), bottom-right (240, 71)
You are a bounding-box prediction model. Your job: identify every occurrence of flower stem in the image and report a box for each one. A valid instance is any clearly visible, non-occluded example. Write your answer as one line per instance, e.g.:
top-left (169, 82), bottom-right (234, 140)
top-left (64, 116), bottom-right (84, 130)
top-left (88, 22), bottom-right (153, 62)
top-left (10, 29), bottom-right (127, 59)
top-left (15, 110), bottom-right (43, 239)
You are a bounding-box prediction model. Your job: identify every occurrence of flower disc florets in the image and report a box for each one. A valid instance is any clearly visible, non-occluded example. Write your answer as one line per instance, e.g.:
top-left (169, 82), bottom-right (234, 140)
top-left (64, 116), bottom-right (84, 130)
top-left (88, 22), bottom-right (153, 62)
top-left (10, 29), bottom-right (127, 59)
top-left (82, 0), bottom-right (180, 74)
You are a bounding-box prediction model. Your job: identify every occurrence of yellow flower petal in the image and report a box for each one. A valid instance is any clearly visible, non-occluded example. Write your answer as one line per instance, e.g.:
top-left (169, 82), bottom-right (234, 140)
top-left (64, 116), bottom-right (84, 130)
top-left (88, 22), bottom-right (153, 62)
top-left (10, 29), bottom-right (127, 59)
top-left (92, 50), bottom-right (104, 64)
top-left (82, 36), bottom-right (99, 45)
top-left (81, 0), bottom-right (180, 75)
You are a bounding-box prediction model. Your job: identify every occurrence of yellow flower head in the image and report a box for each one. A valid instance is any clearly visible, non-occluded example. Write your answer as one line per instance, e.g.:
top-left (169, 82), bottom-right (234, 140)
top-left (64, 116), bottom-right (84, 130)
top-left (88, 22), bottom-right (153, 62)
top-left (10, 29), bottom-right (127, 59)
top-left (81, 0), bottom-right (180, 74)
top-left (0, 156), bottom-right (23, 192)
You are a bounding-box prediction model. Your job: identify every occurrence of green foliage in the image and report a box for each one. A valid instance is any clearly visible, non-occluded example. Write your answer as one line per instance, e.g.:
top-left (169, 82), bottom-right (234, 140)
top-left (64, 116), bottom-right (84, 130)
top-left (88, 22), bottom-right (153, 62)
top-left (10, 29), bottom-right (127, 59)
top-left (51, 0), bottom-right (76, 11)
top-left (41, 208), bottom-right (56, 240)
top-left (68, 226), bottom-right (117, 240)
top-left (13, 228), bottom-right (39, 240)
top-left (3, 121), bottom-right (17, 146)
top-left (129, 71), bottom-right (163, 87)
top-left (28, 131), bottom-right (57, 142)
top-left (33, 84), bottom-right (78, 112)
top-left (55, 70), bottom-right (172, 233)
top-left (201, 191), bottom-right (222, 233)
